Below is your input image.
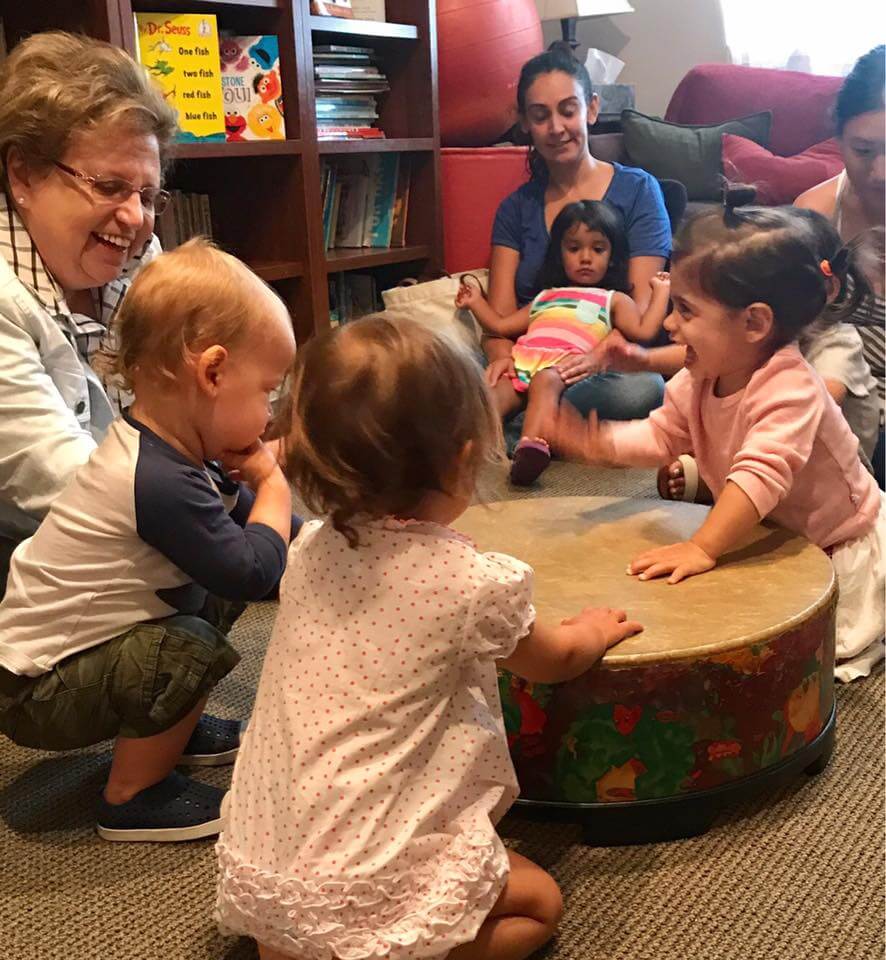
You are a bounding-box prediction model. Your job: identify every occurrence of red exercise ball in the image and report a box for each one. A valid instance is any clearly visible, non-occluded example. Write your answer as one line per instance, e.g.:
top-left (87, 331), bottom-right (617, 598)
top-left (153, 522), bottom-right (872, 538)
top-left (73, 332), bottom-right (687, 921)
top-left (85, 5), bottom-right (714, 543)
top-left (438, 0), bottom-right (544, 147)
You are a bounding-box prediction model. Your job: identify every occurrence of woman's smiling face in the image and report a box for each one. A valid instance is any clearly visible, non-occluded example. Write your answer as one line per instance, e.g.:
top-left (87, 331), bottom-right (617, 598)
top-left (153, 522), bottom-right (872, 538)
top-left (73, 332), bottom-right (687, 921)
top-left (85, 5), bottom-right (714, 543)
top-left (521, 70), bottom-right (598, 171)
top-left (8, 123), bottom-right (161, 293)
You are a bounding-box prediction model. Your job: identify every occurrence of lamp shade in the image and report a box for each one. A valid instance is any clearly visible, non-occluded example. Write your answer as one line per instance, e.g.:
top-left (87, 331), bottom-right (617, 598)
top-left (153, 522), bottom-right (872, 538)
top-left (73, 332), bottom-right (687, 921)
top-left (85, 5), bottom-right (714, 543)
top-left (534, 0), bottom-right (634, 19)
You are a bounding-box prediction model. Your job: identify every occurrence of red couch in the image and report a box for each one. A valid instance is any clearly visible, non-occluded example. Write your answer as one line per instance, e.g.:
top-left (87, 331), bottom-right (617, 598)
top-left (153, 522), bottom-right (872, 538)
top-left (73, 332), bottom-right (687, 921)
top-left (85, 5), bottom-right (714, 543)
top-left (441, 63), bottom-right (844, 274)
top-left (665, 63), bottom-right (842, 158)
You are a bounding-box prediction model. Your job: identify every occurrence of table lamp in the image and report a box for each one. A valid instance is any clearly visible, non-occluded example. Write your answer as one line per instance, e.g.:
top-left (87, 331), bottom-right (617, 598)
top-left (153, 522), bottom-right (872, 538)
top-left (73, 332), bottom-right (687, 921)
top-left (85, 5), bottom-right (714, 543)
top-left (534, 0), bottom-right (635, 53)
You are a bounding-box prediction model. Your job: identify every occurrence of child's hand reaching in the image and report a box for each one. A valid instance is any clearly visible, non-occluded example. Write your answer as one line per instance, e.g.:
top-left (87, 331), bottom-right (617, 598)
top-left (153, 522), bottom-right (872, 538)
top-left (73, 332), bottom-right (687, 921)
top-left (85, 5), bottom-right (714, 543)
top-left (221, 440), bottom-right (282, 489)
top-left (455, 278), bottom-right (485, 310)
top-left (545, 405), bottom-right (611, 465)
top-left (590, 329), bottom-right (649, 373)
top-left (628, 540), bottom-right (716, 584)
top-left (650, 270), bottom-right (670, 293)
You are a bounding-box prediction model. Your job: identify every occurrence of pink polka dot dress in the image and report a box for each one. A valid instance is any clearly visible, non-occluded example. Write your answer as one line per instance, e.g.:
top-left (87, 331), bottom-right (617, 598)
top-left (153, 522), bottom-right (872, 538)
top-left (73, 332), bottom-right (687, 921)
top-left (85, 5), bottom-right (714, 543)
top-left (215, 517), bottom-right (536, 959)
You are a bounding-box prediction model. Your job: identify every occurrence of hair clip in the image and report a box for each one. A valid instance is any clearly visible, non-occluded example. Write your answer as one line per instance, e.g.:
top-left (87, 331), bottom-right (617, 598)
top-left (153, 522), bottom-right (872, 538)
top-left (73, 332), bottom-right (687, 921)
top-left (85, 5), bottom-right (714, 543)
top-left (820, 259), bottom-right (833, 278)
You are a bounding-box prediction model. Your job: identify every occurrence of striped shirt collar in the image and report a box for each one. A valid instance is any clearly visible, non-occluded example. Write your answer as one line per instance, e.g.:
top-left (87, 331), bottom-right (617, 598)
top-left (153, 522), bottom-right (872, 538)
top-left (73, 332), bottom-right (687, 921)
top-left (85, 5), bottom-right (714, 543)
top-left (0, 190), bottom-right (156, 413)
top-left (0, 190), bottom-right (67, 314)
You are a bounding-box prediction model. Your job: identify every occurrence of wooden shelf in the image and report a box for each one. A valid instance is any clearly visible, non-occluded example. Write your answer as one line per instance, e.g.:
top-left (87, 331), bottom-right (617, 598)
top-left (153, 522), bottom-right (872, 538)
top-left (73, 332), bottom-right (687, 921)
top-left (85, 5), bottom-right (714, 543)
top-left (171, 140), bottom-right (303, 160)
top-left (129, 0), bottom-right (281, 10)
top-left (325, 245), bottom-right (431, 272)
top-left (318, 137), bottom-right (435, 155)
top-left (309, 15), bottom-right (418, 40)
top-left (7, 0), bottom-right (441, 342)
top-left (249, 260), bottom-right (304, 282)
top-left (131, 0), bottom-right (281, 8)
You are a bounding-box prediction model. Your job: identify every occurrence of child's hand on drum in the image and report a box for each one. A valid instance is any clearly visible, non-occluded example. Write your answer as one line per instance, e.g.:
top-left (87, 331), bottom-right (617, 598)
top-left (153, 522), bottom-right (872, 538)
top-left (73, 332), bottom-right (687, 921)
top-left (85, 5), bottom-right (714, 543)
top-left (628, 540), bottom-right (716, 584)
top-left (561, 605), bottom-right (643, 651)
top-left (501, 603), bottom-right (643, 682)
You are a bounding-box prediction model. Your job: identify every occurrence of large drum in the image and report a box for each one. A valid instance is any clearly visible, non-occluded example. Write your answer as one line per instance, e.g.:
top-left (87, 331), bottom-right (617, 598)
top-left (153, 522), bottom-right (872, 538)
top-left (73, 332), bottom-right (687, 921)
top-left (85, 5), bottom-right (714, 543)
top-left (455, 496), bottom-right (837, 843)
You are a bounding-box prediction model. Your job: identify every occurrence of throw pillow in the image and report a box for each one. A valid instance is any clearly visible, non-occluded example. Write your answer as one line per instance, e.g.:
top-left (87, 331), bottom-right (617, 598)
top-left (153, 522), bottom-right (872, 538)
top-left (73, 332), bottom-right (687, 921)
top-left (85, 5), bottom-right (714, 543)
top-left (721, 134), bottom-right (844, 205)
top-left (620, 109), bottom-right (772, 201)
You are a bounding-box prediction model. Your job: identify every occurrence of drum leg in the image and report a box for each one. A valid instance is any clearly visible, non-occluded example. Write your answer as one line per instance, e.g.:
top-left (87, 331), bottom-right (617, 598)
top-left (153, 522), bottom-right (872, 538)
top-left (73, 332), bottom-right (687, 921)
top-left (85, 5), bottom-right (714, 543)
top-left (581, 800), bottom-right (720, 846)
top-left (804, 708), bottom-right (836, 777)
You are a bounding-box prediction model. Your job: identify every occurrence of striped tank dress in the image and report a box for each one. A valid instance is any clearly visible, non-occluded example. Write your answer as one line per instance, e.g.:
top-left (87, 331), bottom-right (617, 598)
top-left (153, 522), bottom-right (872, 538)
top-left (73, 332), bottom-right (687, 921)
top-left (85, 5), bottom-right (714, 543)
top-left (510, 286), bottom-right (613, 393)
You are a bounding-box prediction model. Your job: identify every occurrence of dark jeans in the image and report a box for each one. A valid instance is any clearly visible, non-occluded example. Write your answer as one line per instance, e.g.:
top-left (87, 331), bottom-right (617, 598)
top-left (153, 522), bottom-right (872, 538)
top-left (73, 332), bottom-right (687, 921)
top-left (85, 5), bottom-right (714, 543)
top-left (0, 536), bottom-right (16, 601)
top-left (504, 370), bottom-right (666, 454)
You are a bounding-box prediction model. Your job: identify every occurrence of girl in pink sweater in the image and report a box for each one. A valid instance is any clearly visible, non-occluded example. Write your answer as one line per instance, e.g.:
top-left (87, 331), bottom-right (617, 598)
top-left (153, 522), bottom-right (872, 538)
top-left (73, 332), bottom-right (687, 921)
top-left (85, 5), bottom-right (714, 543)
top-left (552, 191), bottom-right (885, 681)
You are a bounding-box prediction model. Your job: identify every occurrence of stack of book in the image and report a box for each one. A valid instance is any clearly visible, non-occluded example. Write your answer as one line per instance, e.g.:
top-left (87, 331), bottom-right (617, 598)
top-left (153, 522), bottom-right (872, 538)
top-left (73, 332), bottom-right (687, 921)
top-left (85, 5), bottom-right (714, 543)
top-left (155, 191), bottom-right (214, 250)
top-left (328, 273), bottom-right (381, 326)
top-left (321, 154), bottom-right (411, 250)
top-left (313, 43), bottom-right (390, 140)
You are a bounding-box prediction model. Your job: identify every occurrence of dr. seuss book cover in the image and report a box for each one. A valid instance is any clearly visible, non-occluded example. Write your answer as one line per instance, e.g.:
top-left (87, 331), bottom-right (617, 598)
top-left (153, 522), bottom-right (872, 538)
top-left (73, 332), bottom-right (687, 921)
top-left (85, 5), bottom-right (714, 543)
top-left (134, 13), bottom-right (225, 143)
top-left (220, 36), bottom-right (286, 142)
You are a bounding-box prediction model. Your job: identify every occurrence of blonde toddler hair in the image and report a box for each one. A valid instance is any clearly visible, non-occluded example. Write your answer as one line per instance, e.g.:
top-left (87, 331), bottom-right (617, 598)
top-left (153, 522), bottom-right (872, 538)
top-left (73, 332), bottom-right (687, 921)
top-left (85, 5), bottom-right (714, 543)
top-left (0, 31), bottom-right (177, 181)
top-left (104, 238), bottom-right (290, 391)
top-left (285, 315), bottom-right (503, 546)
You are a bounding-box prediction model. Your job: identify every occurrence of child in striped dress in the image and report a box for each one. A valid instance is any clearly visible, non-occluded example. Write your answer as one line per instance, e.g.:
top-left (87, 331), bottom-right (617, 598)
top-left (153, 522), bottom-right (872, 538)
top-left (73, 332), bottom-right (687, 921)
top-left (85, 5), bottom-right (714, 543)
top-left (456, 200), bottom-right (671, 486)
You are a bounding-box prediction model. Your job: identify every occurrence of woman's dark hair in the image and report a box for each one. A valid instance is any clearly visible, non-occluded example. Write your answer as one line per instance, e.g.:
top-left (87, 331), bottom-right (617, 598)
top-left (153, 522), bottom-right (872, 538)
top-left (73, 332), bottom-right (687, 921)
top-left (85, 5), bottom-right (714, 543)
top-left (835, 45), bottom-right (885, 135)
top-left (537, 200), bottom-right (630, 293)
top-left (671, 185), bottom-right (866, 348)
top-left (516, 44), bottom-right (594, 181)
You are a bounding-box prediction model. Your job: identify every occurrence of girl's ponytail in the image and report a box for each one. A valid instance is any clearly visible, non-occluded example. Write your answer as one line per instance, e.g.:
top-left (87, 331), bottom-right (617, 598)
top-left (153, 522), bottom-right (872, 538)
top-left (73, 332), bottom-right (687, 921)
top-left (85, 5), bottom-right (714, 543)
top-left (818, 226), bottom-right (881, 323)
top-left (722, 183), bottom-right (757, 227)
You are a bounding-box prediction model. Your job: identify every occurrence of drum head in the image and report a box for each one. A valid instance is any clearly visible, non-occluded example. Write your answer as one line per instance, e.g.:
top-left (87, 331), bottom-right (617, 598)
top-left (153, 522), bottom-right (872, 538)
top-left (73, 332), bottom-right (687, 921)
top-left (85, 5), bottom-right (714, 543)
top-left (455, 496), bottom-right (835, 665)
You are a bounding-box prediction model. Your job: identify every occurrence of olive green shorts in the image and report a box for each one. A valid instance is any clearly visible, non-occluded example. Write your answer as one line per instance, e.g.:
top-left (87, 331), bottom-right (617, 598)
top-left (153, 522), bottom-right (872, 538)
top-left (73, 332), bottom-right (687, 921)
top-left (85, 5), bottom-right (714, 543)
top-left (0, 599), bottom-right (243, 751)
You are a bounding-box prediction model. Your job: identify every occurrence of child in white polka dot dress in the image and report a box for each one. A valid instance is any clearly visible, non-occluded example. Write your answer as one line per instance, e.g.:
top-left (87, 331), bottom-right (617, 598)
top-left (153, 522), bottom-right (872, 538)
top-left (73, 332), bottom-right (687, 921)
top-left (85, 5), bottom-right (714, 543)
top-left (215, 315), bottom-right (643, 960)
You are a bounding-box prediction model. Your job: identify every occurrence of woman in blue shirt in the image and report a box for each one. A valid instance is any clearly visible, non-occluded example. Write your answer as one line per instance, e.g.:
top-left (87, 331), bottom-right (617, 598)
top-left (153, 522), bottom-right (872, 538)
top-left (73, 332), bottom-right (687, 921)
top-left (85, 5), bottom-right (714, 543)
top-left (486, 47), bottom-right (672, 442)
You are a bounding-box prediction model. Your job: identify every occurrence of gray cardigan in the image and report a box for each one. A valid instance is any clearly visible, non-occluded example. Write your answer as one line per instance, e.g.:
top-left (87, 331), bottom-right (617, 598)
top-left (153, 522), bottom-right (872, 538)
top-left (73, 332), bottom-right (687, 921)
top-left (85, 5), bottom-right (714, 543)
top-left (0, 194), bottom-right (157, 540)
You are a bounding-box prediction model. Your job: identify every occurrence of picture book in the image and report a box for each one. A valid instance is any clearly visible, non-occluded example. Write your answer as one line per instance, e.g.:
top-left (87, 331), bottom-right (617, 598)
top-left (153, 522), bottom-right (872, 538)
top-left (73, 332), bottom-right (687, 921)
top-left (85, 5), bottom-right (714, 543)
top-left (311, 0), bottom-right (353, 17)
top-left (389, 155), bottom-right (411, 247)
top-left (334, 159), bottom-right (372, 247)
top-left (350, 0), bottom-right (386, 20)
top-left (220, 35), bottom-right (285, 141)
top-left (134, 13), bottom-right (225, 143)
top-left (362, 153), bottom-right (399, 247)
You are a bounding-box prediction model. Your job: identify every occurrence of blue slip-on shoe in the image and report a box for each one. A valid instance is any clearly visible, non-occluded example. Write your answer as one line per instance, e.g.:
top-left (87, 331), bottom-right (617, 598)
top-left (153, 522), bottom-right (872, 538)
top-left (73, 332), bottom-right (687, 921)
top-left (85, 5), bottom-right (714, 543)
top-left (96, 771), bottom-right (224, 842)
top-left (179, 714), bottom-right (244, 767)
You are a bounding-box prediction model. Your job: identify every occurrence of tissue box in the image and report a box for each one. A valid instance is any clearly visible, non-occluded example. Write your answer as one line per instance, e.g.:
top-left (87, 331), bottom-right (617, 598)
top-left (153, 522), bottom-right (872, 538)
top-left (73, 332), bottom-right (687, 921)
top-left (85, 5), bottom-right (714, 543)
top-left (597, 83), bottom-right (635, 116)
top-left (350, 0), bottom-right (385, 19)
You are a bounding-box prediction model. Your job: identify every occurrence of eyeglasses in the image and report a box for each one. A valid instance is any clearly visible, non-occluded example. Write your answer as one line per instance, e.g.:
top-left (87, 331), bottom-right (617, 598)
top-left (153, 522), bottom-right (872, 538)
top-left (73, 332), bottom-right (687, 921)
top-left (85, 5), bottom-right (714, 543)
top-left (53, 161), bottom-right (171, 216)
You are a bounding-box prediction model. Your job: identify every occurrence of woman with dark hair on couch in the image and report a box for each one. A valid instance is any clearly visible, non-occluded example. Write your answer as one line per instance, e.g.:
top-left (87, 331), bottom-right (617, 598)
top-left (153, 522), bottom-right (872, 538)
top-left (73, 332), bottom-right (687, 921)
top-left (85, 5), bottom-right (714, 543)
top-left (796, 45), bottom-right (885, 487)
top-left (485, 46), bottom-right (675, 449)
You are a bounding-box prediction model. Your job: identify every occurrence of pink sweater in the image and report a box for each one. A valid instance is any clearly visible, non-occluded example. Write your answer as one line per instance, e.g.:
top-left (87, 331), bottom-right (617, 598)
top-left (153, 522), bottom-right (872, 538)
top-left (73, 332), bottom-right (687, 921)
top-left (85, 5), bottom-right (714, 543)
top-left (605, 345), bottom-right (880, 549)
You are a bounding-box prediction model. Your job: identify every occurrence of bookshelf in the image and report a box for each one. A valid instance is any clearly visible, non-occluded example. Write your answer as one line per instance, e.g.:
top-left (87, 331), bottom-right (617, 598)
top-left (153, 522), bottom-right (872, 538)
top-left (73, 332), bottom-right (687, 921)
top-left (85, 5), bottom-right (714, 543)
top-left (0, 0), bottom-right (442, 342)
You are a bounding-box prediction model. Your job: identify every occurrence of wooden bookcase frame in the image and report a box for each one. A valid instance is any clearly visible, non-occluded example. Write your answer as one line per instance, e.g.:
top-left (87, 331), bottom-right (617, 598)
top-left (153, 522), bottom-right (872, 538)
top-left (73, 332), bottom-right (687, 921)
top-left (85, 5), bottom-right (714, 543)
top-left (0, 0), bottom-right (441, 343)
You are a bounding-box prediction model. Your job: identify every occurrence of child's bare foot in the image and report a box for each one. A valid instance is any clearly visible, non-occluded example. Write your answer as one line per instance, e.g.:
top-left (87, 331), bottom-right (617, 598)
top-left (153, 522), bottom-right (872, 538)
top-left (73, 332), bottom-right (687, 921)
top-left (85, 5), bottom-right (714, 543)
top-left (657, 460), bottom-right (688, 500)
top-left (510, 437), bottom-right (551, 486)
top-left (656, 455), bottom-right (713, 504)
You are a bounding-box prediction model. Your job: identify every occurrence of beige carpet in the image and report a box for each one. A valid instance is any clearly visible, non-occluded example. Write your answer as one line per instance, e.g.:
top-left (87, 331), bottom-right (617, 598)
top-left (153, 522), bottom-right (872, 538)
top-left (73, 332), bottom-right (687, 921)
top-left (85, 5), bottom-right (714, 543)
top-left (1, 464), bottom-right (883, 960)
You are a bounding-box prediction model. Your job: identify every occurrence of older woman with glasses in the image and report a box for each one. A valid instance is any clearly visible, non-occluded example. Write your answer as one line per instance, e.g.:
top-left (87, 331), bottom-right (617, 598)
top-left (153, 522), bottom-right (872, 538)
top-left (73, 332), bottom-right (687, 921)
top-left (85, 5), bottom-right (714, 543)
top-left (0, 31), bottom-right (177, 585)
